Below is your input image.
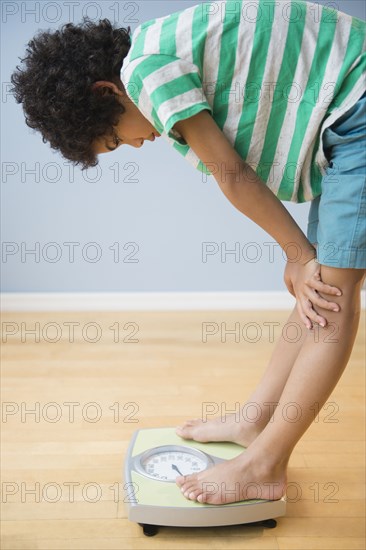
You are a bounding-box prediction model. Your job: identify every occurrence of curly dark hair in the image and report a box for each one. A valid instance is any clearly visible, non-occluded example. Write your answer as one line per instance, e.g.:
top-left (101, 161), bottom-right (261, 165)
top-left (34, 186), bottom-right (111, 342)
top-left (10, 18), bottom-right (131, 170)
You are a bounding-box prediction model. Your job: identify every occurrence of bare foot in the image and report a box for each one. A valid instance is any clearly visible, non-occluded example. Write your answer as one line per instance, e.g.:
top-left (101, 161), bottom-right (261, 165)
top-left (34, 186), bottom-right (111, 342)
top-left (175, 414), bottom-right (262, 447)
top-left (175, 449), bottom-right (287, 505)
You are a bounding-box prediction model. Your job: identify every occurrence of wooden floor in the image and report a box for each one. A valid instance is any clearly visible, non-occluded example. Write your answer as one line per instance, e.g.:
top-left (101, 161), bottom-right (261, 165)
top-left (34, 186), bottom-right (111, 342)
top-left (1, 310), bottom-right (365, 550)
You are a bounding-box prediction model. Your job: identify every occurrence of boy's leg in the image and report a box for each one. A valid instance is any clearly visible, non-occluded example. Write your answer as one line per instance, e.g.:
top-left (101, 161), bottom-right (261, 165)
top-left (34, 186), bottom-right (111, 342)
top-left (176, 304), bottom-right (309, 447)
top-left (176, 264), bottom-right (365, 504)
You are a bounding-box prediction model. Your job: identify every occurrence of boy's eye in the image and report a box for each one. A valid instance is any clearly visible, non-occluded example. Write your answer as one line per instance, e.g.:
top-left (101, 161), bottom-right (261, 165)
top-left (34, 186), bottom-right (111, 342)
top-left (105, 135), bottom-right (122, 152)
top-left (114, 135), bottom-right (123, 147)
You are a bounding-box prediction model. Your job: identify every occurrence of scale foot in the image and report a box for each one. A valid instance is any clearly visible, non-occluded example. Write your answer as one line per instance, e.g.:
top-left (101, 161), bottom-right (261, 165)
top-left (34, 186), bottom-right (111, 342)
top-left (244, 518), bottom-right (277, 529)
top-left (139, 523), bottom-right (159, 536)
top-left (137, 519), bottom-right (276, 536)
top-left (263, 519), bottom-right (277, 528)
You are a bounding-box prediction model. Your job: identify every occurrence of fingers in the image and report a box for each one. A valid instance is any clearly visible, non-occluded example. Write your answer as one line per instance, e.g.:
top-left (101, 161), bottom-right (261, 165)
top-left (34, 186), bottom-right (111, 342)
top-left (285, 256), bottom-right (343, 329)
top-left (301, 297), bottom-right (327, 328)
top-left (296, 300), bottom-right (313, 330)
top-left (297, 296), bottom-right (326, 329)
top-left (292, 281), bottom-right (325, 330)
top-left (305, 278), bottom-right (341, 314)
top-left (299, 284), bottom-right (341, 328)
top-left (306, 275), bottom-right (342, 299)
top-left (309, 292), bottom-right (340, 313)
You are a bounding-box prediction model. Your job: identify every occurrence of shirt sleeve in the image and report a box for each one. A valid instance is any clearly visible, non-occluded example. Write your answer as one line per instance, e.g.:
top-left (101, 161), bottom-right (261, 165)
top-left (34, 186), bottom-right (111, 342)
top-left (121, 54), bottom-right (213, 139)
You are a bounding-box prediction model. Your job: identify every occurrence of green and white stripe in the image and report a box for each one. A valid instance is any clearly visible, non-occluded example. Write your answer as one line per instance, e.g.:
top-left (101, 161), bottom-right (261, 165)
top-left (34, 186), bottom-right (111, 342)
top-left (121, 0), bottom-right (366, 203)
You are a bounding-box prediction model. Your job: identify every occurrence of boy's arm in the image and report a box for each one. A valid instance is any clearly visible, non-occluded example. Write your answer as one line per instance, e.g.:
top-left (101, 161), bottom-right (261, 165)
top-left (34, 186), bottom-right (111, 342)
top-left (173, 110), bottom-right (342, 328)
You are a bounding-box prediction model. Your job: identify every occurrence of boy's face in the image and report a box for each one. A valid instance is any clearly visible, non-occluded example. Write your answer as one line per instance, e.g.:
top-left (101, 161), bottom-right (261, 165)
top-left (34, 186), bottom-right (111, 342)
top-left (92, 80), bottom-right (161, 154)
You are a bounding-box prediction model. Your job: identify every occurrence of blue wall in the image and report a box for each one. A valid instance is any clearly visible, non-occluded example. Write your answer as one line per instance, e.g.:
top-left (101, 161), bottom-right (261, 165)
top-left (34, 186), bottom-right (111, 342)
top-left (1, 1), bottom-right (365, 292)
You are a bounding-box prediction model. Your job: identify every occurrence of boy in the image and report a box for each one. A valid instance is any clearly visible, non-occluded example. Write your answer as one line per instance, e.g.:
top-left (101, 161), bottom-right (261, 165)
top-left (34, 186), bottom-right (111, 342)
top-left (11, 0), bottom-right (366, 504)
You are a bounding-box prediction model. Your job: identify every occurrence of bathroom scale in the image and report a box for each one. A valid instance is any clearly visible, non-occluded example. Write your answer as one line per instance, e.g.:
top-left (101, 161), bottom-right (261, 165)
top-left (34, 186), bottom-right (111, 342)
top-left (124, 427), bottom-right (286, 536)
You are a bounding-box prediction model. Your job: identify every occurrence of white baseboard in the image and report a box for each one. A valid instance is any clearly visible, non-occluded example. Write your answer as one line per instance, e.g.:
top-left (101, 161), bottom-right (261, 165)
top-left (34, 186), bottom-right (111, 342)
top-left (1, 291), bottom-right (365, 311)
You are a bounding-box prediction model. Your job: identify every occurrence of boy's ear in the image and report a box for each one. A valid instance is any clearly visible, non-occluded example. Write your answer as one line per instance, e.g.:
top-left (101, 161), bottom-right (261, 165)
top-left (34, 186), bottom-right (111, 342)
top-left (91, 81), bottom-right (120, 96)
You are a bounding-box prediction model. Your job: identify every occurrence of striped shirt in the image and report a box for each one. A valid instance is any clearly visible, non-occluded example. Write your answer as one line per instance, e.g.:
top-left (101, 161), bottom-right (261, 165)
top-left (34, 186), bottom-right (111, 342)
top-left (120, 0), bottom-right (366, 203)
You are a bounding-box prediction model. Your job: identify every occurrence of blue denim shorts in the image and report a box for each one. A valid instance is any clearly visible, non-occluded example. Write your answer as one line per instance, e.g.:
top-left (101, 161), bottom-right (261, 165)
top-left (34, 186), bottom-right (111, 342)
top-left (307, 90), bottom-right (366, 269)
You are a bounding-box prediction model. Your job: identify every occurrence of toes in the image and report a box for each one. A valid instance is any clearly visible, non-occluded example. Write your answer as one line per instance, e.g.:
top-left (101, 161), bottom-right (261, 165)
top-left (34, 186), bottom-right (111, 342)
top-left (180, 480), bottom-right (197, 495)
top-left (186, 488), bottom-right (203, 501)
top-left (175, 421), bottom-right (197, 439)
top-left (175, 426), bottom-right (188, 437)
top-left (176, 474), bottom-right (195, 488)
top-left (181, 483), bottom-right (196, 498)
top-left (175, 475), bottom-right (187, 487)
top-left (178, 478), bottom-right (203, 502)
top-left (196, 490), bottom-right (215, 504)
top-left (177, 475), bottom-right (199, 497)
top-left (176, 418), bottom-right (201, 430)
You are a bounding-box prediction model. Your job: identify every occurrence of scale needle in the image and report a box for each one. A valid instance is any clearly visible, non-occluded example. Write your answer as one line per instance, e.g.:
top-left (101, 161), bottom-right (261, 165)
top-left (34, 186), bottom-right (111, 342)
top-left (172, 464), bottom-right (184, 476)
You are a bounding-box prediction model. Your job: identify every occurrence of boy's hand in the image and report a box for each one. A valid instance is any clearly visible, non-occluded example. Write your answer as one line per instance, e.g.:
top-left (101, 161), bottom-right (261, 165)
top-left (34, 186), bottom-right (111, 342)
top-left (284, 257), bottom-right (342, 330)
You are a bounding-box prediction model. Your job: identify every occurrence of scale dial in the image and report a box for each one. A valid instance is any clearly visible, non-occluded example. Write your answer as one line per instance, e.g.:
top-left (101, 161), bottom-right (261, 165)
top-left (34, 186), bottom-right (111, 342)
top-left (134, 445), bottom-right (215, 482)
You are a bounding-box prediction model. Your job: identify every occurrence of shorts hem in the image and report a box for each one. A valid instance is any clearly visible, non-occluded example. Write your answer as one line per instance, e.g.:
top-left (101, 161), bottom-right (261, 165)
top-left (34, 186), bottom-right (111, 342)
top-left (315, 246), bottom-right (366, 269)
